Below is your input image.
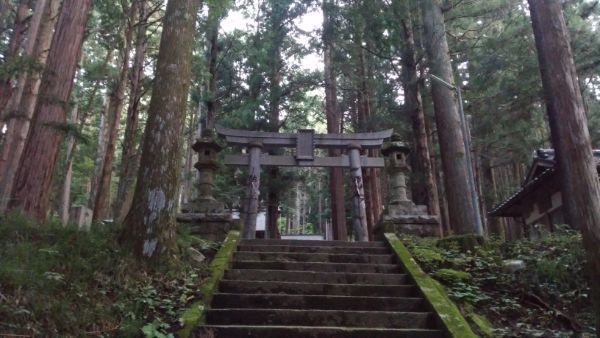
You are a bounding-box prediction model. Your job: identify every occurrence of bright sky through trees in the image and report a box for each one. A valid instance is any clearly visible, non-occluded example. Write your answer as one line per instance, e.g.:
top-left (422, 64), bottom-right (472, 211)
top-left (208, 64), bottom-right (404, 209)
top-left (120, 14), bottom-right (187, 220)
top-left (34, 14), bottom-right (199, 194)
top-left (222, 6), bottom-right (324, 71)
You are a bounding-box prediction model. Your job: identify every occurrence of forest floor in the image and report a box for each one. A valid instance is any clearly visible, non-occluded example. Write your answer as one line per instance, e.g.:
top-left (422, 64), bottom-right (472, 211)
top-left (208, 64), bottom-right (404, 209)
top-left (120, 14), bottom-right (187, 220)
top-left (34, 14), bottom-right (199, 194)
top-left (0, 212), bottom-right (595, 337)
top-left (0, 212), bottom-right (219, 337)
top-left (401, 228), bottom-right (595, 337)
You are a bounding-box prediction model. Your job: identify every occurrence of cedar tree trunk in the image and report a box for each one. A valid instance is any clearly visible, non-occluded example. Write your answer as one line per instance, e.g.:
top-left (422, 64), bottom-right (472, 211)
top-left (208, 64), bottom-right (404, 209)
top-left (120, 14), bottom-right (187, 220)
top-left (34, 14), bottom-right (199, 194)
top-left (529, 0), bottom-right (600, 330)
top-left (7, 0), bottom-right (93, 221)
top-left (121, 0), bottom-right (198, 260)
top-left (421, 0), bottom-right (478, 234)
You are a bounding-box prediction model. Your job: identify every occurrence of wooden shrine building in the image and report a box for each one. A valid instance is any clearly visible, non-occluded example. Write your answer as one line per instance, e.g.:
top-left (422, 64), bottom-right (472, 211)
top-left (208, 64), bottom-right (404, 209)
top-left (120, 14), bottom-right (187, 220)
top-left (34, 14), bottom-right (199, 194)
top-left (490, 149), bottom-right (600, 234)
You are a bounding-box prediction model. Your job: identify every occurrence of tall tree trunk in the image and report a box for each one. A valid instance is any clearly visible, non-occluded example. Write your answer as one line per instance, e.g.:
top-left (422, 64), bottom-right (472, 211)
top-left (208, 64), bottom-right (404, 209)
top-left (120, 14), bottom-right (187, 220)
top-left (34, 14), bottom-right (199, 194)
top-left (181, 105), bottom-right (198, 205)
top-left (205, 2), bottom-right (220, 131)
top-left (7, 0), bottom-right (93, 221)
top-left (0, 0), bottom-right (60, 212)
top-left (88, 96), bottom-right (111, 211)
top-left (421, 0), bottom-right (478, 234)
top-left (121, 0), bottom-right (198, 260)
top-left (113, 0), bottom-right (147, 223)
top-left (355, 38), bottom-right (376, 240)
top-left (58, 104), bottom-right (78, 225)
top-left (93, 2), bottom-right (136, 221)
top-left (397, 0), bottom-right (440, 219)
top-left (323, 0), bottom-right (347, 240)
top-left (0, 0), bottom-right (29, 115)
top-left (529, 0), bottom-right (600, 330)
top-left (482, 157), bottom-right (504, 239)
top-left (265, 0), bottom-right (285, 240)
top-left (2, 0), bottom-right (47, 121)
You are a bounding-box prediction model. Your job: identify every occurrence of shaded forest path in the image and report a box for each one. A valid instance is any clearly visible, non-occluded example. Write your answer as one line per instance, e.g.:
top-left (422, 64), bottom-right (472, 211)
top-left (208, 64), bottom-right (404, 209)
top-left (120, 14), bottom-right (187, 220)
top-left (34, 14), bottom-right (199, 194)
top-left (194, 239), bottom-right (446, 337)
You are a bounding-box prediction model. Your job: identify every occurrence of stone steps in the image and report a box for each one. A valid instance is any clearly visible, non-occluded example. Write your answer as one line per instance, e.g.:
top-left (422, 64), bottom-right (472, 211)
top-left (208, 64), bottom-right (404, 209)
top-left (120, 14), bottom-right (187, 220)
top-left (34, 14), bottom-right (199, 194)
top-left (232, 260), bottom-right (400, 273)
top-left (241, 239), bottom-right (387, 247)
top-left (205, 308), bottom-right (436, 328)
top-left (193, 326), bottom-right (443, 338)
top-left (237, 244), bottom-right (390, 254)
top-left (235, 251), bottom-right (395, 264)
top-left (224, 269), bottom-right (409, 284)
top-left (219, 279), bottom-right (417, 297)
top-left (195, 239), bottom-right (444, 337)
top-left (211, 293), bottom-right (427, 311)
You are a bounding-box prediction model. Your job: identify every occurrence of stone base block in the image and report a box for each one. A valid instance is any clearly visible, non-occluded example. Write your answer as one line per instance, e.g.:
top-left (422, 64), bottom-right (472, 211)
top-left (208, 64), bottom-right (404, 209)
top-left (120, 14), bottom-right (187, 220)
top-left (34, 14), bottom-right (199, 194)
top-left (181, 198), bottom-right (225, 214)
top-left (177, 212), bottom-right (239, 242)
top-left (377, 214), bottom-right (441, 238)
top-left (387, 201), bottom-right (429, 217)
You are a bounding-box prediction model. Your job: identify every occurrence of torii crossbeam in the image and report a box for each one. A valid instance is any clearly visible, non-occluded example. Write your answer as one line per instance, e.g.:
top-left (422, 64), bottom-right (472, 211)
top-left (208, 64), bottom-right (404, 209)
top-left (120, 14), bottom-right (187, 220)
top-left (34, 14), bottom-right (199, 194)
top-left (216, 126), bottom-right (393, 241)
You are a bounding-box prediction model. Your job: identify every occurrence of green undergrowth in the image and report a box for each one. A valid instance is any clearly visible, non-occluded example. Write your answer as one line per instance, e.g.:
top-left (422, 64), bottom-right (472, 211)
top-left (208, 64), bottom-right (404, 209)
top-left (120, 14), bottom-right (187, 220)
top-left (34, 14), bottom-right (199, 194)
top-left (0, 212), bottom-right (220, 337)
top-left (400, 228), bottom-right (594, 337)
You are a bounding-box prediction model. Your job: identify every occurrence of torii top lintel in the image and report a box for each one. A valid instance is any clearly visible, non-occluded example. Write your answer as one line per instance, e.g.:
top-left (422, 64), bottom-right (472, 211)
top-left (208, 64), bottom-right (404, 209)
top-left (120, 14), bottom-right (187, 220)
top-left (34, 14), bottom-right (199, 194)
top-left (215, 126), bottom-right (394, 149)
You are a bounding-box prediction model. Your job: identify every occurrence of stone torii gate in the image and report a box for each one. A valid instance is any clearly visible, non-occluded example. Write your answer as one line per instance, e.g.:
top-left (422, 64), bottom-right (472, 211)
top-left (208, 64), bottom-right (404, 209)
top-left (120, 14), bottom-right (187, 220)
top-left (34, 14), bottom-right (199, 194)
top-left (216, 126), bottom-right (393, 241)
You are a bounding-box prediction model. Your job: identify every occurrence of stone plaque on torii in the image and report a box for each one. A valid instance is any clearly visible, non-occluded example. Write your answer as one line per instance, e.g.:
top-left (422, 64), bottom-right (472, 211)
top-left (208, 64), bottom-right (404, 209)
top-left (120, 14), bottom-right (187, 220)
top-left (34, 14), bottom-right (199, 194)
top-left (216, 126), bottom-right (394, 241)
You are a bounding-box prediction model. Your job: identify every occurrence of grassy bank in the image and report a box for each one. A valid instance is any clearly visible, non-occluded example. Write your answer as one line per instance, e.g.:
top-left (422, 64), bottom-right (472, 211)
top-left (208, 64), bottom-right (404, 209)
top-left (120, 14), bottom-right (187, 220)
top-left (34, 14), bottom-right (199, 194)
top-left (0, 213), bottom-right (217, 337)
top-left (401, 228), bottom-right (594, 337)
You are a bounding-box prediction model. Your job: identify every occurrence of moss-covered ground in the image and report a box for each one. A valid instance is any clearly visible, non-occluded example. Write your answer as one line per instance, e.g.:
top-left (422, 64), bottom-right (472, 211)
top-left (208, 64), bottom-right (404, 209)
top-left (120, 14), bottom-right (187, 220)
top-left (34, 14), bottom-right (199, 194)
top-left (0, 212), bottom-right (220, 337)
top-left (386, 233), bottom-right (476, 337)
top-left (400, 227), bottom-right (594, 337)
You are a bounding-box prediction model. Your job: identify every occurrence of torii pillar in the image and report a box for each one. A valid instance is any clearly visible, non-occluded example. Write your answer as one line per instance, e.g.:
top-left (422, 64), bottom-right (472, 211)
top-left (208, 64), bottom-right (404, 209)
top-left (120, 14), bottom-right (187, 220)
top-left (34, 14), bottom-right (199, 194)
top-left (348, 143), bottom-right (369, 242)
top-left (242, 141), bottom-right (263, 239)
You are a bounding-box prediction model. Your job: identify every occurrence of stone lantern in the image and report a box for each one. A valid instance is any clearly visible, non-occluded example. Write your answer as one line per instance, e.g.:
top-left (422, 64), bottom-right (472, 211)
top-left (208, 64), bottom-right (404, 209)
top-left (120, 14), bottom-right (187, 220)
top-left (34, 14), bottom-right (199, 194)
top-left (181, 133), bottom-right (224, 213)
top-left (379, 134), bottom-right (441, 237)
top-left (178, 133), bottom-right (234, 242)
top-left (381, 137), bottom-right (416, 214)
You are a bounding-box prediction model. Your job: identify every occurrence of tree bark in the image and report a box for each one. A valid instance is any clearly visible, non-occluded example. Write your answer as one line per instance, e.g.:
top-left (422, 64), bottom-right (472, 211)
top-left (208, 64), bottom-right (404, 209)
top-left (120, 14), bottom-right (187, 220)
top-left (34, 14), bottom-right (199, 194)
top-left (265, 0), bottom-right (285, 240)
top-left (397, 0), bottom-right (441, 220)
top-left (528, 0), bottom-right (600, 330)
top-left (0, 0), bottom-right (60, 212)
top-left (58, 104), bottom-right (78, 225)
top-left (2, 0), bottom-right (47, 121)
top-left (323, 0), bottom-right (347, 240)
top-left (93, 1), bottom-right (136, 221)
top-left (204, 1), bottom-right (220, 131)
top-left (88, 96), bottom-right (111, 211)
top-left (113, 0), bottom-right (147, 223)
top-left (355, 38), bottom-right (376, 240)
top-left (121, 0), bottom-right (198, 260)
top-left (421, 0), bottom-right (478, 234)
top-left (0, 0), bottom-right (29, 115)
top-left (7, 0), bottom-right (93, 221)
top-left (181, 105), bottom-right (198, 205)
top-left (482, 157), bottom-right (504, 239)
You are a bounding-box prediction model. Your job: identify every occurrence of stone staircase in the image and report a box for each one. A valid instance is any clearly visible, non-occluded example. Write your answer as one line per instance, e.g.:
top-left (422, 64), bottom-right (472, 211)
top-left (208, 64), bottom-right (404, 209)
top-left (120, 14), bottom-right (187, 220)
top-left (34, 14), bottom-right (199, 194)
top-left (194, 239), bottom-right (446, 337)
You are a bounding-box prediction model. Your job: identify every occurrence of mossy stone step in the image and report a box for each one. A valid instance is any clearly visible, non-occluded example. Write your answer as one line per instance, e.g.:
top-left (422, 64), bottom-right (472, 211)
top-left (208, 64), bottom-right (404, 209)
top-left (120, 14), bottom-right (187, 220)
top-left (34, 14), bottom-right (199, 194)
top-left (211, 293), bottom-right (427, 312)
top-left (237, 244), bottom-right (391, 255)
top-left (234, 251), bottom-right (395, 264)
top-left (218, 280), bottom-right (417, 297)
top-left (191, 235), bottom-right (456, 337)
top-left (193, 325), bottom-right (443, 338)
top-left (224, 269), bottom-right (409, 285)
top-left (232, 260), bottom-right (400, 273)
top-left (241, 239), bottom-right (387, 247)
top-left (205, 308), bottom-right (436, 328)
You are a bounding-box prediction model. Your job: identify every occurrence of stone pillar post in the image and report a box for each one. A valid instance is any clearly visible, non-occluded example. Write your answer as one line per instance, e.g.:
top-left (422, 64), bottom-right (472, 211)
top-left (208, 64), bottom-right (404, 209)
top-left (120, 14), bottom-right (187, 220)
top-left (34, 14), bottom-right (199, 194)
top-left (348, 143), bottom-right (369, 242)
top-left (243, 141), bottom-right (263, 239)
